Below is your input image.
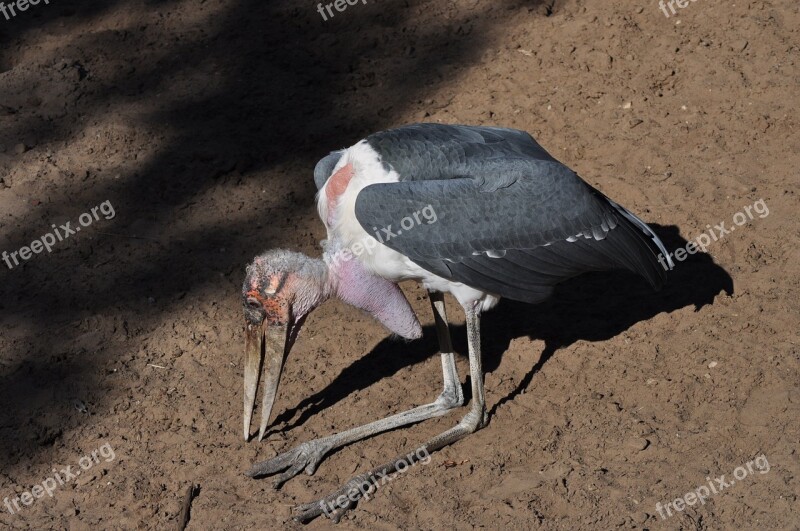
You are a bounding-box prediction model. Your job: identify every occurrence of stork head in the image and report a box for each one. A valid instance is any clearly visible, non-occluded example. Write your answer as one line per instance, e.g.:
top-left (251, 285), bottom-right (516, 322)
top-left (241, 250), bottom-right (329, 441)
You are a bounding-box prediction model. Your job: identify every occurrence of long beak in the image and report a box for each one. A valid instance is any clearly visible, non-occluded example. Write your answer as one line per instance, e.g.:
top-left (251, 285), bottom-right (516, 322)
top-left (243, 322), bottom-right (288, 441)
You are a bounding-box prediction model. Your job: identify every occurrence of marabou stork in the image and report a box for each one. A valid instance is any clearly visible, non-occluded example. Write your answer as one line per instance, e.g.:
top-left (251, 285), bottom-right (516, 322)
top-left (240, 124), bottom-right (671, 522)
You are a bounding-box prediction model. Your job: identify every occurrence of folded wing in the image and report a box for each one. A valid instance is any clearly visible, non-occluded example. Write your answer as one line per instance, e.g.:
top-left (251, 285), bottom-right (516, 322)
top-left (354, 148), bottom-right (667, 303)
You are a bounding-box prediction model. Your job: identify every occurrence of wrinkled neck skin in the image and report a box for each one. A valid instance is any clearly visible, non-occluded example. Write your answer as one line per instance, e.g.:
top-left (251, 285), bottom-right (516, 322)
top-left (287, 256), bottom-right (331, 319)
top-left (319, 240), bottom-right (422, 340)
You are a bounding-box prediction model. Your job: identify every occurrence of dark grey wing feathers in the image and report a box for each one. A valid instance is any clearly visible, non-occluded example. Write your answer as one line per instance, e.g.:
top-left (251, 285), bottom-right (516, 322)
top-left (354, 162), bottom-right (615, 261)
top-left (365, 123), bottom-right (558, 183)
top-left (353, 124), bottom-right (666, 303)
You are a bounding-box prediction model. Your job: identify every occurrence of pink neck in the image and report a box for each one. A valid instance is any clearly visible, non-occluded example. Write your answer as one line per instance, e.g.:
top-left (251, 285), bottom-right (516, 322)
top-left (323, 249), bottom-right (422, 340)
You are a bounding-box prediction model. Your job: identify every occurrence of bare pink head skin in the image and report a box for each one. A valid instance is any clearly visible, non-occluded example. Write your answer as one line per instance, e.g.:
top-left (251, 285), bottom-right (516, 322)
top-left (241, 248), bottom-right (421, 441)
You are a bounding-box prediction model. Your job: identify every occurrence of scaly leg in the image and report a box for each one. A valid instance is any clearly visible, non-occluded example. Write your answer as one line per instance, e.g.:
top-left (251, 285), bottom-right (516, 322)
top-left (246, 291), bottom-right (464, 487)
top-left (294, 301), bottom-right (487, 523)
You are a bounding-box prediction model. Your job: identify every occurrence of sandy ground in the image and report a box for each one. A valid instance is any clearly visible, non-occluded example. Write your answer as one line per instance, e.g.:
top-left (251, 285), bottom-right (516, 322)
top-left (0, 0), bottom-right (798, 529)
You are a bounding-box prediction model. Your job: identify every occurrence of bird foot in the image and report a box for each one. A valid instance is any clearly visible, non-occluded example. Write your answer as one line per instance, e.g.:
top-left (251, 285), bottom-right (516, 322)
top-left (293, 472), bottom-right (376, 523)
top-left (245, 438), bottom-right (333, 488)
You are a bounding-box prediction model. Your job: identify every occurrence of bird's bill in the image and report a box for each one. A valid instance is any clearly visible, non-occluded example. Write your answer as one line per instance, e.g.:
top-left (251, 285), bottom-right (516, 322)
top-left (243, 321), bottom-right (288, 441)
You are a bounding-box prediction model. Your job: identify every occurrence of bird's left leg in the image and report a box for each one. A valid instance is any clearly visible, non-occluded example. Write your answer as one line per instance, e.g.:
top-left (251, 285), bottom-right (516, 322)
top-left (246, 291), bottom-right (463, 488)
top-left (294, 301), bottom-right (487, 523)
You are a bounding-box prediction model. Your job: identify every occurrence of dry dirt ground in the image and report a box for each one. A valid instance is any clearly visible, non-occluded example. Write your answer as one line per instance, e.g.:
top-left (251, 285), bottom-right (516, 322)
top-left (0, 0), bottom-right (798, 529)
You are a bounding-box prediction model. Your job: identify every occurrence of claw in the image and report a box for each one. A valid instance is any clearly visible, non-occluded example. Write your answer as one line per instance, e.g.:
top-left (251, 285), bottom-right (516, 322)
top-left (272, 461), bottom-right (307, 489)
top-left (245, 447), bottom-right (299, 478)
top-left (245, 440), bottom-right (332, 487)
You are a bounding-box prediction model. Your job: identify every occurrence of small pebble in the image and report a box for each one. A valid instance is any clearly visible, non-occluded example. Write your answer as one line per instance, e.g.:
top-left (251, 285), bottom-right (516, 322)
top-left (708, 361), bottom-right (718, 368)
top-left (72, 399), bottom-right (88, 414)
top-left (13, 142), bottom-right (27, 155)
top-left (628, 437), bottom-right (650, 451)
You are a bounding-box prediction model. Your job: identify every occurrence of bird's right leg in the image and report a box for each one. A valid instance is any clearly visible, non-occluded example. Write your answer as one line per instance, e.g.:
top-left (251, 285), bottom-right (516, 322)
top-left (293, 300), bottom-right (487, 523)
top-left (246, 290), bottom-right (463, 488)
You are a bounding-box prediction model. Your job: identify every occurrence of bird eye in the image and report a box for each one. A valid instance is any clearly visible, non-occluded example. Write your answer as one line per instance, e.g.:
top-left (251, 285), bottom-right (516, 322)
top-left (246, 297), bottom-right (261, 310)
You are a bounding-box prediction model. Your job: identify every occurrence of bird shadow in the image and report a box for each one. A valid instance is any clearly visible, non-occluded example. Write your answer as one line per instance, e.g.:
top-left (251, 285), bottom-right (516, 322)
top-left (268, 224), bottom-right (733, 438)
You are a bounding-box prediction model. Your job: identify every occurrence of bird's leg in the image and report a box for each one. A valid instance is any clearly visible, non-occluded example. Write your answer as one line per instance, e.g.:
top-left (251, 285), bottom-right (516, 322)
top-left (429, 290), bottom-right (464, 408)
top-left (294, 302), bottom-right (486, 523)
top-left (246, 291), bottom-right (463, 488)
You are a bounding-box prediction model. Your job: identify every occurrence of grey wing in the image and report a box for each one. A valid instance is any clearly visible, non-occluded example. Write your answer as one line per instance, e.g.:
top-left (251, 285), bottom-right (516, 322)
top-left (354, 161), bottom-right (667, 304)
top-left (365, 123), bottom-right (558, 182)
top-left (319, 124), bottom-right (550, 189)
top-left (313, 150), bottom-right (344, 190)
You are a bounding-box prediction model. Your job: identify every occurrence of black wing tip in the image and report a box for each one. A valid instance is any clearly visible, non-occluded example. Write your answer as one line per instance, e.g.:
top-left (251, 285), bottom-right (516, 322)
top-left (613, 215), bottom-right (670, 291)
